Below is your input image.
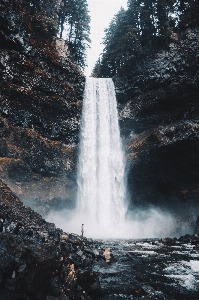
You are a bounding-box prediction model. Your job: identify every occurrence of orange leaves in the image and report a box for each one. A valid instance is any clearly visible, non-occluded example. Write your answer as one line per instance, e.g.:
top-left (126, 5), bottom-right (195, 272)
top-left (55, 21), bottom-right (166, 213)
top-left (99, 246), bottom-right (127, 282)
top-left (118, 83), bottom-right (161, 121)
top-left (65, 147), bottom-right (73, 153)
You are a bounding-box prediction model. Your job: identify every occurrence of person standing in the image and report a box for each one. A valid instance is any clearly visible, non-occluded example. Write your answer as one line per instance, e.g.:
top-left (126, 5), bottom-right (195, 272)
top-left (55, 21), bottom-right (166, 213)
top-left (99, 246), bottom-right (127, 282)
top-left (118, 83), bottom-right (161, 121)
top-left (81, 224), bottom-right (84, 238)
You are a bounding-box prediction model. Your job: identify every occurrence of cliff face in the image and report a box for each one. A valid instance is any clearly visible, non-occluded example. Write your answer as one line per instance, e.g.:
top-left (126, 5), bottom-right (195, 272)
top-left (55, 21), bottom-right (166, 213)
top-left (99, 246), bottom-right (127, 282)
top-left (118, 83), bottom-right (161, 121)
top-left (0, 0), bottom-right (85, 214)
top-left (114, 27), bottom-right (199, 223)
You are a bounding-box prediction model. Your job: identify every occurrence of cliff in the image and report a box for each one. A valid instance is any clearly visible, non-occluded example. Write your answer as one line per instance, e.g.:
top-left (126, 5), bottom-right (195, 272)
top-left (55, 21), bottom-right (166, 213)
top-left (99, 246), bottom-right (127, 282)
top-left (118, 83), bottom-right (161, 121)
top-left (0, 0), bottom-right (85, 214)
top-left (114, 27), bottom-right (199, 230)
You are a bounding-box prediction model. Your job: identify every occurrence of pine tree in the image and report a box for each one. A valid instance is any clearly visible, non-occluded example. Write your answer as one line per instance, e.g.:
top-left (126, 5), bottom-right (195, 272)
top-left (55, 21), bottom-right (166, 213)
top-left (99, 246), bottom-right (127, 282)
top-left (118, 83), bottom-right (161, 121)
top-left (58, 0), bottom-right (90, 69)
top-left (92, 0), bottom-right (199, 77)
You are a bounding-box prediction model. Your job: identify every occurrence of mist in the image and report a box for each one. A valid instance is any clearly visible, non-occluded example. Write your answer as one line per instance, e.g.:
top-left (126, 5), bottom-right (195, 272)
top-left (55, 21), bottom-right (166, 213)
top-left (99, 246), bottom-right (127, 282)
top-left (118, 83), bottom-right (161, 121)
top-left (44, 78), bottom-right (177, 240)
top-left (45, 206), bottom-right (176, 239)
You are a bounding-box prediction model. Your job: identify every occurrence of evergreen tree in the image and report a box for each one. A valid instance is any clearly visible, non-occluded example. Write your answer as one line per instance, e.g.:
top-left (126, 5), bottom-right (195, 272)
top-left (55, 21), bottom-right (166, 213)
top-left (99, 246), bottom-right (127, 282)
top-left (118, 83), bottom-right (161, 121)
top-left (92, 0), bottom-right (199, 78)
top-left (139, 0), bottom-right (156, 46)
top-left (58, 0), bottom-right (91, 69)
top-left (93, 7), bottom-right (142, 77)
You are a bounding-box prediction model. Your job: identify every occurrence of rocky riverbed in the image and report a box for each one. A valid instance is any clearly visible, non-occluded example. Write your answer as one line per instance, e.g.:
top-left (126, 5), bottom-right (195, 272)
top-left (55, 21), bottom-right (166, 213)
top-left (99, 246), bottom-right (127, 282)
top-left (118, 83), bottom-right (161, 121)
top-left (92, 237), bottom-right (199, 300)
top-left (1, 180), bottom-right (199, 300)
top-left (1, 232), bottom-right (199, 300)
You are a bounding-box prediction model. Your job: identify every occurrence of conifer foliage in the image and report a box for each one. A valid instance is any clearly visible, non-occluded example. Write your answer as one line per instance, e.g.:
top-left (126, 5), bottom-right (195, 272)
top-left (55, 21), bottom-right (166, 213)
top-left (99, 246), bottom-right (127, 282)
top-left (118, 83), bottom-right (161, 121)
top-left (58, 0), bottom-right (91, 69)
top-left (18, 0), bottom-right (90, 69)
top-left (92, 0), bottom-right (199, 77)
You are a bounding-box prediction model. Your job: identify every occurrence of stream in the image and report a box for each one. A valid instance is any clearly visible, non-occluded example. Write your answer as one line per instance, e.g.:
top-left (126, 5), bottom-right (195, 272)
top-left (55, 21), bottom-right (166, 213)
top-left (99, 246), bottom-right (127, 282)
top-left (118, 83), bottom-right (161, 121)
top-left (90, 238), bottom-right (199, 299)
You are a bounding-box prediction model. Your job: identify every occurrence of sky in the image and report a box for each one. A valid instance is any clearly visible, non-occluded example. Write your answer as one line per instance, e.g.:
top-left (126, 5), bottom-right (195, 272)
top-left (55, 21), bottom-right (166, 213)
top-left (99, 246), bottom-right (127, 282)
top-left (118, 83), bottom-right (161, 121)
top-left (85, 0), bottom-right (128, 76)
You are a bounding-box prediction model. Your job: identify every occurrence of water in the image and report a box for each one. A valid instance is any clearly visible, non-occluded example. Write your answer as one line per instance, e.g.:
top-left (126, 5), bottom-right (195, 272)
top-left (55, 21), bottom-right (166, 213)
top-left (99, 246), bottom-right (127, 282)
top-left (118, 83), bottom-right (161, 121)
top-left (46, 78), bottom-right (175, 239)
top-left (76, 77), bottom-right (127, 237)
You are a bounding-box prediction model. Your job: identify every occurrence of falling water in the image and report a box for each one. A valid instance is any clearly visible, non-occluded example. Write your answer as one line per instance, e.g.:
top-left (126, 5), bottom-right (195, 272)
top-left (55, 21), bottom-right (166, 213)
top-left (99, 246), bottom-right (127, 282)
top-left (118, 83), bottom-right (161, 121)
top-left (46, 77), bottom-right (174, 239)
top-left (76, 77), bottom-right (127, 238)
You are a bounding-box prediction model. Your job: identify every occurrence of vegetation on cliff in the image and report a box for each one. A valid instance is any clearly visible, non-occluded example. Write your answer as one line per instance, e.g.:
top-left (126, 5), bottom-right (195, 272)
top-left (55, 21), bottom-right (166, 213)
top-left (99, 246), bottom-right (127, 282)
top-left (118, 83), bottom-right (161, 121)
top-left (58, 0), bottom-right (91, 68)
top-left (4, 0), bottom-right (91, 69)
top-left (0, 0), bottom-right (90, 212)
top-left (92, 0), bottom-right (199, 77)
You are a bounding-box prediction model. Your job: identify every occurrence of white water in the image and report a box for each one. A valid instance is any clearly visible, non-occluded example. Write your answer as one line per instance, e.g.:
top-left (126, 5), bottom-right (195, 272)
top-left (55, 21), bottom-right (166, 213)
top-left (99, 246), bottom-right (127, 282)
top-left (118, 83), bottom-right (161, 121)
top-left (76, 77), bottom-right (127, 237)
top-left (46, 78), bottom-right (175, 239)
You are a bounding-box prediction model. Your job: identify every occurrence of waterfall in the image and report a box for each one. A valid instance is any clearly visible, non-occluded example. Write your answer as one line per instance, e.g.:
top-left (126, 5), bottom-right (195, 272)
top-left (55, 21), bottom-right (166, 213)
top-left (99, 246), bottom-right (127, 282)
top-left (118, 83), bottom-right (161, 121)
top-left (46, 78), bottom-right (174, 238)
top-left (77, 77), bottom-right (127, 238)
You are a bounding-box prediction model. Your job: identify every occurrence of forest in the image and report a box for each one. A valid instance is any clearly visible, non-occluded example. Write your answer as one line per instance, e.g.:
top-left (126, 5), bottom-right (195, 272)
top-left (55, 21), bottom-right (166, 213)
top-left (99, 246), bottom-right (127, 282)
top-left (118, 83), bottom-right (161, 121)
top-left (92, 0), bottom-right (199, 77)
top-left (16, 0), bottom-right (91, 69)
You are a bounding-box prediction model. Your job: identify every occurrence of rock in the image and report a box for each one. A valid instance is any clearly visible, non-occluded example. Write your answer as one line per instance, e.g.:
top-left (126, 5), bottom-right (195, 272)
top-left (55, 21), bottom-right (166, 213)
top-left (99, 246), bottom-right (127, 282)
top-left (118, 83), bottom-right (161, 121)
top-left (18, 264), bottom-right (26, 273)
top-left (60, 234), bottom-right (69, 242)
top-left (0, 181), bottom-right (103, 299)
top-left (113, 27), bottom-right (199, 229)
top-left (161, 237), bottom-right (175, 245)
top-left (89, 278), bottom-right (102, 296)
top-left (0, 0), bottom-right (85, 215)
top-left (77, 270), bottom-right (102, 297)
top-left (141, 284), bottom-right (155, 295)
top-left (46, 296), bottom-right (69, 300)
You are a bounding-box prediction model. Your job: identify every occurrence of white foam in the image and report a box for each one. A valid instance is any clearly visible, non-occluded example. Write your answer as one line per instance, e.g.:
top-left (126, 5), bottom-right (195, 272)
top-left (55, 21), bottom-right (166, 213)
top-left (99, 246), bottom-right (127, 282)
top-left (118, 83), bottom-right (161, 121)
top-left (164, 260), bottom-right (199, 290)
top-left (76, 77), bottom-right (126, 237)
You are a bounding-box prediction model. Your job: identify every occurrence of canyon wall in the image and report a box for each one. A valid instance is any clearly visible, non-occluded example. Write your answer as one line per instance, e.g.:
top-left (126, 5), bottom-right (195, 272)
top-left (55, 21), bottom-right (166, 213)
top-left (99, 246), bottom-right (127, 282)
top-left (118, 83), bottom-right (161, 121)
top-left (0, 0), bottom-right (85, 215)
top-left (114, 27), bottom-right (199, 225)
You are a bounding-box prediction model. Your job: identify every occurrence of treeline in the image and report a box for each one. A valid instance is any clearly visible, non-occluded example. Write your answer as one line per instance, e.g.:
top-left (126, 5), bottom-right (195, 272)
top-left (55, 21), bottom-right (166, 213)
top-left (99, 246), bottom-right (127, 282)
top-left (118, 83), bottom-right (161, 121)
top-left (15, 0), bottom-right (90, 69)
top-left (58, 0), bottom-right (91, 68)
top-left (92, 0), bottom-right (199, 77)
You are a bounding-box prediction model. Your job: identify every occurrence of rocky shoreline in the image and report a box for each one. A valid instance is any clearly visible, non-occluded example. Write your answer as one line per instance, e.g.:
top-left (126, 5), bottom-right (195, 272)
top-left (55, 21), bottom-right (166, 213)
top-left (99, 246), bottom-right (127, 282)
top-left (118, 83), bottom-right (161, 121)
top-left (0, 180), bottom-right (103, 299)
top-left (1, 180), bottom-right (199, 300)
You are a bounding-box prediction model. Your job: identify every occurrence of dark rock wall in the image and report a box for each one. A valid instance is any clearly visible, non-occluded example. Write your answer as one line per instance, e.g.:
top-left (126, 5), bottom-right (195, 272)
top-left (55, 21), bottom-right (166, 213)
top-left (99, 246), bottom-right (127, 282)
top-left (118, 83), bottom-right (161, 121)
top-left (0, 0), bottom-right (85, 214)
top-left (114, 27), bottom-right (199, 220)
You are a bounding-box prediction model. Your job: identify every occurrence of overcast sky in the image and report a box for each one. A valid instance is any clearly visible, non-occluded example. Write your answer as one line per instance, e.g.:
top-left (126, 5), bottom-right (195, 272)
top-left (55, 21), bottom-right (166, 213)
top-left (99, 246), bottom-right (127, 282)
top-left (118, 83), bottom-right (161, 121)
top-left (85, 0), bottom-right (127, 76)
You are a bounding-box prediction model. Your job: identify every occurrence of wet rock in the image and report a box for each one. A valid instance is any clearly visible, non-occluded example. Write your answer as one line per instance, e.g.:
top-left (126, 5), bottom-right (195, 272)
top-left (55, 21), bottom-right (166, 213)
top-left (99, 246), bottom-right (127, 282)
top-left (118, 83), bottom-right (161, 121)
top-left (178, 234), bottom-right (193, 243)
top-left (50, 278), bottom-right (63, 297)
top-left (18, 264), bottom-right (26, 273)
top-left (77, 271), bottom-right (102, 297)
top-left (114, 27), bottom-right (199, 223)
top-left (46, 295), bottom-right (69, 300)
top-left (0, 181), bottom-right (103, 299)
top-left (161, 237), bottom-right (176, 245)
top-left (141, 284), bottom-right (155, 295)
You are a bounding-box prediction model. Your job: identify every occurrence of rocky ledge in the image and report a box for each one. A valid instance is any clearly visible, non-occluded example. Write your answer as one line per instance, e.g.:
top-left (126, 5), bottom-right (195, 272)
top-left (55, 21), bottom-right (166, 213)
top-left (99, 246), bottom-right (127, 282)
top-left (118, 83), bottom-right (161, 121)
top-left (114, 27), bottom-right (199, 225)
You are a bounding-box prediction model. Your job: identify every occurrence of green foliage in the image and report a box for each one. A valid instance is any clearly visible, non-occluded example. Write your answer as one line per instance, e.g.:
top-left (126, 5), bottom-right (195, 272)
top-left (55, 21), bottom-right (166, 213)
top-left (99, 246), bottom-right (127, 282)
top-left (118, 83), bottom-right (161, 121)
top-left (58, 0), bottom-right (91, 69)
top-left (16, 0), bottom-right (60, 38)
top-left (14, 0), bottom-right (90, 70)
top-left (92, 0), bottom-right (199, 78)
